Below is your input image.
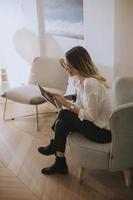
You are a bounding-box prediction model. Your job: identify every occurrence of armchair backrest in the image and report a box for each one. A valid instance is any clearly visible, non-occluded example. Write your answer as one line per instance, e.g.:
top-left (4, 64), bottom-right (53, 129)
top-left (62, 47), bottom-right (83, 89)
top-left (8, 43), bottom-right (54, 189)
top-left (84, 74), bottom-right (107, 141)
top-left (109, 103), bottom-right (133, 171)
top-left (29, 57), bottom-right (68, 93)
top-left (113, 76), bottom-right (133, 106)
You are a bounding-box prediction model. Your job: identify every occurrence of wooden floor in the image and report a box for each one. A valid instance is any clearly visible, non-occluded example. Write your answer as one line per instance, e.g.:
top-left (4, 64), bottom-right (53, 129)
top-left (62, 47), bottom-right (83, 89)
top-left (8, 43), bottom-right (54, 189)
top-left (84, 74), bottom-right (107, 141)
top-left (0, 101), bottom-right (133, 200)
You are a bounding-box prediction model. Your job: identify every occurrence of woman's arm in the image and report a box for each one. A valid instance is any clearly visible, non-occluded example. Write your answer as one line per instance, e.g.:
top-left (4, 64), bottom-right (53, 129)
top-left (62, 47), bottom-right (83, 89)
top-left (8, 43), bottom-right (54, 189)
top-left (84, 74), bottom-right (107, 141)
top-left (77, 78), bottom-right (101, 121)
top-left (78, 92), bottom-right (100, 121)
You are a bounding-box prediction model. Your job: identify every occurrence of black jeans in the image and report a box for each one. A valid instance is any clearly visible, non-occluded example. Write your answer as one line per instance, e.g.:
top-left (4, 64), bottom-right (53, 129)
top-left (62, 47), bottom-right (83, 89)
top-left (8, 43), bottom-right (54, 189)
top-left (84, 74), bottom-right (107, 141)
top-left (52, 109), bottom-right (112, 152)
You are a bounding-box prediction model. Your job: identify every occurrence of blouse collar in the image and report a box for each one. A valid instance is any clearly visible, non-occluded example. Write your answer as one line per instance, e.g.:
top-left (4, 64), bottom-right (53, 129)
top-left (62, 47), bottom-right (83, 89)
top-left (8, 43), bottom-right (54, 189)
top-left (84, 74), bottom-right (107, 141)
top-left (73, 76), bottom-right (86, 88)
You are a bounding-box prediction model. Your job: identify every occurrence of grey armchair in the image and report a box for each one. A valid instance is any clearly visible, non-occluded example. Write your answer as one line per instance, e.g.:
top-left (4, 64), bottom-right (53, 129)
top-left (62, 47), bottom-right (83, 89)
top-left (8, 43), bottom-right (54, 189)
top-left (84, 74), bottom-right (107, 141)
top-left (2, 57), bottom-right (68, 131)
top-left (69, 76), bottom-right (133, 187)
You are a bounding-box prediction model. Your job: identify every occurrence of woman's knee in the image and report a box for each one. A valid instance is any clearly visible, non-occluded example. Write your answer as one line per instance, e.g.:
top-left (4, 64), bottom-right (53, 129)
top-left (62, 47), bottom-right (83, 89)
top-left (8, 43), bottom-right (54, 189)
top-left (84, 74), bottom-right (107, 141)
top-left (58, 109), bottom-right (76, 121)
top-left (51, 112), bottom-right (70, 132)
top-left (58, 109), bottom-right (70, 118)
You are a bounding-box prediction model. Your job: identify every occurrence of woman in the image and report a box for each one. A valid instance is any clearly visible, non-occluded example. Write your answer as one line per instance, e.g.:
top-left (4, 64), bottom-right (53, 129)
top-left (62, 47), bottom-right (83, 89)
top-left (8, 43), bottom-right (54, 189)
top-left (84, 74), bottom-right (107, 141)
top-left (38, 46), bottom-right (112, 175)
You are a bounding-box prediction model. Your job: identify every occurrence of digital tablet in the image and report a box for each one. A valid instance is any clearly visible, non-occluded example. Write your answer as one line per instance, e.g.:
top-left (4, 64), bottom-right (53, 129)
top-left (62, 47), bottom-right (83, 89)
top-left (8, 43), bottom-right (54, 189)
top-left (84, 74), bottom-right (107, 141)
top-left (38, 84), bottom-right (59, 108)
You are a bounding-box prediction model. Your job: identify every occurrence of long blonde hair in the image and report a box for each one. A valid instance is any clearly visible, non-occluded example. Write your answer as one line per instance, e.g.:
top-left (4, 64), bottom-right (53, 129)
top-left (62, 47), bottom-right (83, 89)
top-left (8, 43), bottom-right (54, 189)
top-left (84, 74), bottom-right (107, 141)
top-left (65, 46), bottom-right (110, 88)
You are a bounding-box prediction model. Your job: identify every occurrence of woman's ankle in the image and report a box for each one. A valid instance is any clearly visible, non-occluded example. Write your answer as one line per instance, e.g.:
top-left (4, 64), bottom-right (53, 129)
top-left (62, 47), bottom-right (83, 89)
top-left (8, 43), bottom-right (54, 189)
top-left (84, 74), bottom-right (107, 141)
top-left (56, 151), bottom-right (65, 157)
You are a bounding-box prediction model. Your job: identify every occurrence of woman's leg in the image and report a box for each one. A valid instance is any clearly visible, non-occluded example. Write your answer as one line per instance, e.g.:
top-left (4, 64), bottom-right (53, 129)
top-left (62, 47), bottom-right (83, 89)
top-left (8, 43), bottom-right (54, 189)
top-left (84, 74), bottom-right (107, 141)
top-left (40, 109), bottom-right (81, 175)
top-left (40, 109), bottom-right (111, 175)
top-left (53, 109), bottom-right (111, 146)
top-left (76, 120), bottom-right (112, 143)
top-left (38, 109), bottom-right (78, 156)
top-left (52, 109), bottom-right (83, 152)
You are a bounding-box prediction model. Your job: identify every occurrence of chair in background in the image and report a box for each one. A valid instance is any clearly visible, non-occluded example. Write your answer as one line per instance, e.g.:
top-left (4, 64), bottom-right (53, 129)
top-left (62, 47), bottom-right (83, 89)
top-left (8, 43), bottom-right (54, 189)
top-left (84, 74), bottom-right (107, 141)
top-left (69, 76), bottom-right (133, 187)
top-left (2, 57), bottom-right (68, 131)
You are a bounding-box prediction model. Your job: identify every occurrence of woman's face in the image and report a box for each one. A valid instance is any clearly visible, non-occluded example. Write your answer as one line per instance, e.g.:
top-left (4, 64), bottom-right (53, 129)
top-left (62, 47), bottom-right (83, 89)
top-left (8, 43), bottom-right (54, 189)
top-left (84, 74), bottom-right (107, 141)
top-left (62, 58), bottom-right (78, 77)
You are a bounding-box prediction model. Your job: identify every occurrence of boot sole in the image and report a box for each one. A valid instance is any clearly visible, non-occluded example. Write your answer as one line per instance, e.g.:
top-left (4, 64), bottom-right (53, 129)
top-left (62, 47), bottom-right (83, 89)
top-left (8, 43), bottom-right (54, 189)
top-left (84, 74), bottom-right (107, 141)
top-left (41, 171), bottom-right (69, 175)
top-left (38, 148), bottom-right (56, 156)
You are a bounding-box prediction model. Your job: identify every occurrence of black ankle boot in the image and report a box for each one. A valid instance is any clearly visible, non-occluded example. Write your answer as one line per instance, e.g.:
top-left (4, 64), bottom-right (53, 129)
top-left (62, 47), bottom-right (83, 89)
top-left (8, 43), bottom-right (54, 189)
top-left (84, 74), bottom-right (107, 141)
top-left (41, 157), bottom-right (68, 175)
top-left (38, 139), bottom-right (56, 156)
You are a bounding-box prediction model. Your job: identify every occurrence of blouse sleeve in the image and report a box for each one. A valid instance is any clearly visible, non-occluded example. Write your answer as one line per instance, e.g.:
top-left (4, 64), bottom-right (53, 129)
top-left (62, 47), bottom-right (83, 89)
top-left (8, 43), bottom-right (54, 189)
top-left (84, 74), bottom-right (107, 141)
top-left (78, 79), bottom-right (101, 121)
top-left (74, 89), bottom-right (82, 108)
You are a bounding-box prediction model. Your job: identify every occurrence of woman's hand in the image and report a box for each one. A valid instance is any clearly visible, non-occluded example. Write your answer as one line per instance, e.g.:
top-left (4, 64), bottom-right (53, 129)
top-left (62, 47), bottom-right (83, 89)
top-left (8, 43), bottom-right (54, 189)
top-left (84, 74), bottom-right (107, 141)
top-left (52, 94), bottom-right (71, 109)
top-left (52, 94), bottom-right (80, 114)
top-left (46, 92), bottom-right (80, 113)
top-left (45, 91), bottom-right (71, 109)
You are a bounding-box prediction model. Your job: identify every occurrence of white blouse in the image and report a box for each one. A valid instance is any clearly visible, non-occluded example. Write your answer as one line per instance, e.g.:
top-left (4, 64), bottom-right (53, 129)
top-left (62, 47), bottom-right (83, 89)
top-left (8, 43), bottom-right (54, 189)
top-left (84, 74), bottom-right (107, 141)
top-left (74, 77), bottom-right (112, 130)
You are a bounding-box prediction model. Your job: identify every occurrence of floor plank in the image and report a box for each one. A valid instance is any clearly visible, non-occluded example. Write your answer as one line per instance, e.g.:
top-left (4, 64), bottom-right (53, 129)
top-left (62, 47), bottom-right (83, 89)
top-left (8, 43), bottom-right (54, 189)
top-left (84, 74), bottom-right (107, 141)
top-left (0, 167), bottom-right (38, 200)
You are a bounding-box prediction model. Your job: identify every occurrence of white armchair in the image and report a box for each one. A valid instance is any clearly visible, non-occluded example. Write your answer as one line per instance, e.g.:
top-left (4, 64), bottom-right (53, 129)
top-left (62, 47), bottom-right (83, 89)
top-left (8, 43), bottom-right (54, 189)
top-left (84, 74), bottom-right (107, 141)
top-left (69, 76), bottom-right (133, 187)
top-left (2, 57), bottom-right (68, 131)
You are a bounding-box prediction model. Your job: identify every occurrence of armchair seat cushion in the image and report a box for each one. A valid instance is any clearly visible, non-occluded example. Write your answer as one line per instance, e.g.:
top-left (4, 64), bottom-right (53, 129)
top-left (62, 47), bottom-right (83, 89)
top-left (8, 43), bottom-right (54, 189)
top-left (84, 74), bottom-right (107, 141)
top-left (2, 84), bottom-right (63, 105)
top-left (69, 132), bottom-right (111, 170)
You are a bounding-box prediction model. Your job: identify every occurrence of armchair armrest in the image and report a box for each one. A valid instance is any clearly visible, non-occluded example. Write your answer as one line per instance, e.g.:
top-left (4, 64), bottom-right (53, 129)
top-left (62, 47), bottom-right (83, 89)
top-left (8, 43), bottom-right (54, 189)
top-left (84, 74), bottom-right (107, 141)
top-left (109, 102), bottom-right (133, 171)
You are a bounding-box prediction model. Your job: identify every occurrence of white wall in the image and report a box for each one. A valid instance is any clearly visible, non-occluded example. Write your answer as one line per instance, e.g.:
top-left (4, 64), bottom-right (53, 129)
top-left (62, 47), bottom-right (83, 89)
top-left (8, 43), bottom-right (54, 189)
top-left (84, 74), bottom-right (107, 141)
top-left (85, 0), bottom-right (114, 83)
top-left (36, 0), bottom-right (114, 83)
top-left (0, 0), bottom-right (40, 87)
top-left (114, 0), bottom-right (133, 78)
top-left (85, 0), bottom-right (114, 68)
top-left (0, 0), bottom-right (114, 87)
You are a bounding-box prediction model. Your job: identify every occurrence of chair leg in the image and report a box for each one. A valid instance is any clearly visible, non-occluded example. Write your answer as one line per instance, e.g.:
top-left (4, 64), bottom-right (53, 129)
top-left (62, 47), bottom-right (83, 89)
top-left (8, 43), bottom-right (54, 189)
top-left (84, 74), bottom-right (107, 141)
top-left (78, 166), bottom-right (86, 184)
top-left (123, 168), bottom-right (132, 187)
top-left (3, 98), bottom-right (7, 120)
top-left (35, 105), bottom-right (39, 132)
top-left (3, 100), bottom-right (56, 132)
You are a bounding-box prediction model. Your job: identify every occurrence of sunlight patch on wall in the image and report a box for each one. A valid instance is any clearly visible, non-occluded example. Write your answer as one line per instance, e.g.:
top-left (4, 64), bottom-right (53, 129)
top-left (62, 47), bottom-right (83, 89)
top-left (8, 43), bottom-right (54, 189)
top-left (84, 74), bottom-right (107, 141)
top-left (0, 0), bottom-right (30, 87)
